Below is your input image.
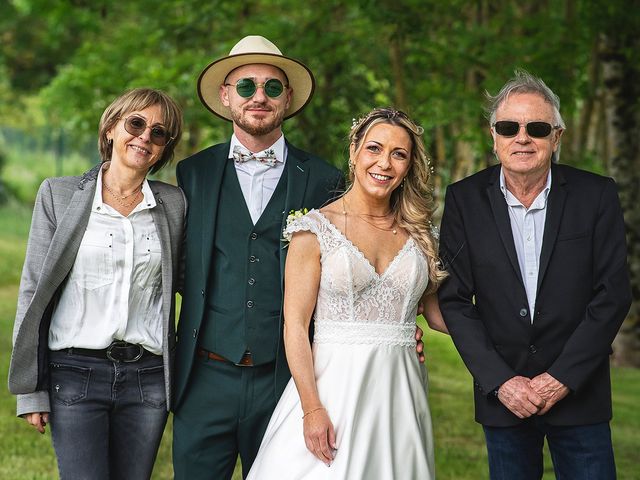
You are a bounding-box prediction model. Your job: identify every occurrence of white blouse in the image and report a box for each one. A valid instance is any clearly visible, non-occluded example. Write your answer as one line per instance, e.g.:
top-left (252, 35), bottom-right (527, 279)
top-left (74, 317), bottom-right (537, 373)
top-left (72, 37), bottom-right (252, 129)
top-left (48, 166), bottom-right (163, 354)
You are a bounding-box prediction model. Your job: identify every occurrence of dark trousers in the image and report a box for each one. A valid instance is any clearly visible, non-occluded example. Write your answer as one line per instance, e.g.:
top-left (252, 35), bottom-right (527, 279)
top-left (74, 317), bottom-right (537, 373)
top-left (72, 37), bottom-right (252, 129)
top-left (48, 350), bottom-right (168, 480)
top-left (483, 417), bottom-right (616, 480)
top-left (172, 355), bottom-right (278, 480)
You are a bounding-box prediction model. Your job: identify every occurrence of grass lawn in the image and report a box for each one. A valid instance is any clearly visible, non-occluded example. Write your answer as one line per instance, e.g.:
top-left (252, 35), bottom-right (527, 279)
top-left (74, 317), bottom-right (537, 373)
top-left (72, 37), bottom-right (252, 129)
top-left (0, 202), bottom-right (638, 479)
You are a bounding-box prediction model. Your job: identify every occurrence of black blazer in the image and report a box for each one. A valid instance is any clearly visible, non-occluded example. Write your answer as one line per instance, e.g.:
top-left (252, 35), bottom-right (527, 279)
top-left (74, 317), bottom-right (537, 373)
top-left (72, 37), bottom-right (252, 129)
top-left (438, 163), bottom-right (631, 427)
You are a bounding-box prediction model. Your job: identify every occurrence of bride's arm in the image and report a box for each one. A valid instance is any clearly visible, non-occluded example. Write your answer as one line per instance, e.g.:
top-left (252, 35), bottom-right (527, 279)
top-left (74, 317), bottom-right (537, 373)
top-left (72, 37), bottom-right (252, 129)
top-left (283, 231), bottom-right (336, 466)
top-left (421, 291), bottom-right (449, 334)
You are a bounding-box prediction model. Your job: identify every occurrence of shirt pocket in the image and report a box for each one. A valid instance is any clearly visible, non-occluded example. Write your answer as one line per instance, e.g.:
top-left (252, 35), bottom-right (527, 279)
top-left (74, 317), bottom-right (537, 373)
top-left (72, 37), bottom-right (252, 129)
top-left (72, 229), bottom-right (114, 290)
top-left (135, 230), bottom-right (163, 290)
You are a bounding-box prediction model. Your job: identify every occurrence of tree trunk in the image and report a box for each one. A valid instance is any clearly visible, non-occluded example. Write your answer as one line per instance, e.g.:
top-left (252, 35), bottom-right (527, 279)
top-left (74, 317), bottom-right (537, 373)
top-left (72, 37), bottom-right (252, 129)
top-left (600, 34), bottom-right (640, 367)
top-left (389, 34), bottom-right (407, 112)
top-left (576, 39), bottom-right (601, 162)
top-left (451, 122), bottom-right (475, 182)
top-left (432, 125), bottom-right (446, 198)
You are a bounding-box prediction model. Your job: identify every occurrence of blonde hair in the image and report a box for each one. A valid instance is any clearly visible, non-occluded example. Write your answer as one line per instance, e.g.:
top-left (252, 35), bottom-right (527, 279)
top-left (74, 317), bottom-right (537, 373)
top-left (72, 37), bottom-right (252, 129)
top-left (98, 88), bottom-right (183, 173)
top-left (348, 108), bottom-right (447, 293)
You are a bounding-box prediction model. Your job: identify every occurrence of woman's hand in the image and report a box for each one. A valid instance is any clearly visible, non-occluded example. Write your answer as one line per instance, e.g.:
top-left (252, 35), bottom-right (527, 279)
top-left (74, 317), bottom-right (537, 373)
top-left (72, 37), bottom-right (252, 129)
top-left (422, 292), bottom-right (449, 334)
top-left (22, 412), bottom-right (49, 434)
top-left (303, 407), bottom-right (336, 466)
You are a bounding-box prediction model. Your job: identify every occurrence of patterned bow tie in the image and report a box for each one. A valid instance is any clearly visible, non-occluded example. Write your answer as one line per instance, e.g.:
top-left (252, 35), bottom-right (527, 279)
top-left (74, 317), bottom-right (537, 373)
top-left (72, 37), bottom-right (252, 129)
top-left (232, 145), bottom-right (278, 167)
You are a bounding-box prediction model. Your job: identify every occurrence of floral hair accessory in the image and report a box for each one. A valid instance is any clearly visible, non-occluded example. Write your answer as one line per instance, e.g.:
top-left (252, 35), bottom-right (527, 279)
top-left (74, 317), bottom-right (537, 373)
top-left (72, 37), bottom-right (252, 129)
top-left (282, 208), bottom-right (309, 244)
top-left (428, 220), bottom-right (440, 240)
top-left (350, 108), bottom-right (424, 136)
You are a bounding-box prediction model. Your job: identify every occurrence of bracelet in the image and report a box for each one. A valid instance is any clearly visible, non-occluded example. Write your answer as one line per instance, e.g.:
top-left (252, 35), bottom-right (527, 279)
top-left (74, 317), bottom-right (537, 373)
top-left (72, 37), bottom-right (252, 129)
top-left (302, 407), bottom-right (325, 419)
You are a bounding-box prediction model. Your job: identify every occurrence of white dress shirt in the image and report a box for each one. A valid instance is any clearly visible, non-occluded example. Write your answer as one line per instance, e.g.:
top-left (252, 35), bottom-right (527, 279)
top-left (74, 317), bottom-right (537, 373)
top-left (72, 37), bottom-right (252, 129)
top-left (48, 165), bottom-right (163, 354)
top-left (229, 134), bottom-right (287, 224)
top-left (500, 168), bottom-right (552, 323)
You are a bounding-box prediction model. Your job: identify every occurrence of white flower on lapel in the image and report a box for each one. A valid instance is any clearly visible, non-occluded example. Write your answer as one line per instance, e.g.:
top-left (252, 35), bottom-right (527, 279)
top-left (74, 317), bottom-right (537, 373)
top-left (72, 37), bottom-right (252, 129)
top-left (282, 208), bottom-right (308, 244)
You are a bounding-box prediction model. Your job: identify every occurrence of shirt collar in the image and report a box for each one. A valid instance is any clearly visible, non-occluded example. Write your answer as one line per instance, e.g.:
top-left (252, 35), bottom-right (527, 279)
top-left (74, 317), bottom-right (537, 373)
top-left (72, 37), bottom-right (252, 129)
top-left (93, 162), bottom-right (156, 214)
top-left (228, 133), bottom-right (287, 164)
top-left (499, 167), bottom-right (552, 209)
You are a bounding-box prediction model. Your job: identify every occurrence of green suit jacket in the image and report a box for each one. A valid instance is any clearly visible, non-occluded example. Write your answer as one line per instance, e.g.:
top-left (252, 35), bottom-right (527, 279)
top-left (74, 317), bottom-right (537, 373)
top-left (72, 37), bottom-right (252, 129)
top-left (173, 140), bottom-right (343, 409)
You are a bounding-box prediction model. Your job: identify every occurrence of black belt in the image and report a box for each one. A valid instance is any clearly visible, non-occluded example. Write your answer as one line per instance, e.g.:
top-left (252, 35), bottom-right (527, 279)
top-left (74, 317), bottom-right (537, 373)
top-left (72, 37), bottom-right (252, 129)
top-left (58, 341), bottom-right (159, 363)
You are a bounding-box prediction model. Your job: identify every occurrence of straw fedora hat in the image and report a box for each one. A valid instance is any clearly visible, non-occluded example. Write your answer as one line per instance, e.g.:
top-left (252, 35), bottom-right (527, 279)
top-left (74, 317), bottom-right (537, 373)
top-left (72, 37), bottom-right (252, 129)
top-left (197, 35), bottom-right (315, 121)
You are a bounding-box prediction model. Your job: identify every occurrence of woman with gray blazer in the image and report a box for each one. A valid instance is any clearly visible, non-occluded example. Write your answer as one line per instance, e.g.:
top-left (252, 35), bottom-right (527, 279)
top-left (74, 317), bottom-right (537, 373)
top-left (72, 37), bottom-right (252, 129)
top-left (8, 88), bottom-right (185, 479)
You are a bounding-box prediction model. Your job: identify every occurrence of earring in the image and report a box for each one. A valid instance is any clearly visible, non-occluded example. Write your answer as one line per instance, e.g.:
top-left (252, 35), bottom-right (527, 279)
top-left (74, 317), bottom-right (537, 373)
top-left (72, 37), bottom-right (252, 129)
top-left (348, 159), bottom-right (355, 172)
top-left (107, 138), bottom-right (113, 146)
top-left (400, 178), bottom-right (405, 188)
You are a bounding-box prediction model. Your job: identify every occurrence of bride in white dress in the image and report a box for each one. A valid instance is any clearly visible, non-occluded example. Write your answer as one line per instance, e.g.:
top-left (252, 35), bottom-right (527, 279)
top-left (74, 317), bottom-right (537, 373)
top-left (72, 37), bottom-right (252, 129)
top-left (247, 108), bottom-right (448, 479)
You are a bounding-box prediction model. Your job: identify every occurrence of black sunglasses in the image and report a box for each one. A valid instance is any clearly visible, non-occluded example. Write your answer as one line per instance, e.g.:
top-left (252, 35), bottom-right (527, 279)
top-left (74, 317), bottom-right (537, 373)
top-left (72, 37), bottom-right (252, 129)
top-left (493, 121), bottom-right (561, 138)
top-left (123, 115), bottom-right (172, 146)
top-left (225, 78), bottom-right (287, 98)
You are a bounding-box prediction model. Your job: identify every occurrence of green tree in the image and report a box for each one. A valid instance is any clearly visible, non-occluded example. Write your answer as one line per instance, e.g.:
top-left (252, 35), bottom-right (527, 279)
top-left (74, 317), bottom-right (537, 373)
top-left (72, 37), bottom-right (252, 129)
top-left (1, 0), bottom-right (638, 363)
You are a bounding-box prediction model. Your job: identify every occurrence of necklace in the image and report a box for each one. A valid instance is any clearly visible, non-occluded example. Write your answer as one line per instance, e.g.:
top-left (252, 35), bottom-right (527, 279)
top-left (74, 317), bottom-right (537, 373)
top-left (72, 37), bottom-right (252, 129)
top-left (341, 196), bottom-right (397, 235)
top-left (103, 178), bottom-right (143, 208)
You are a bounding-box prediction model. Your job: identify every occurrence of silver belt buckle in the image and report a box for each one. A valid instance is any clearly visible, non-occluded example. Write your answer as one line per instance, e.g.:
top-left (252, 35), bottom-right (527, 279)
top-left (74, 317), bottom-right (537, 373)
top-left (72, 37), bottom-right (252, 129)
top-left (106, 341), bottom-right (143, 362)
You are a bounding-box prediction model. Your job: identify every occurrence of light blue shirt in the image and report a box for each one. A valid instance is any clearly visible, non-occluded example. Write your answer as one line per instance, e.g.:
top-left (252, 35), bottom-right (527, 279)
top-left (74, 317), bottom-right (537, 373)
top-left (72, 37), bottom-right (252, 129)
top-left (499, 168), bottom-right (552, 323)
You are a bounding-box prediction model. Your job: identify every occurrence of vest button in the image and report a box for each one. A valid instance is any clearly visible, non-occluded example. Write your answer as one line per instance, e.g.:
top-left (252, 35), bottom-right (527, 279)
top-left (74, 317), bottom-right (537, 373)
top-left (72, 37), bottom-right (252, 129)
top-left (519, 308), bottom-right (528, 317)
top-left (250, 232), bottom-right (258, 240)
top-left (247, 300), bottom-right (254, 308)
top-left (529, 344), bottom-right (537, 354)
top-left (249, 255), bottom-right (257, 262)
top-left (248, 278), bottom-right (256, 286)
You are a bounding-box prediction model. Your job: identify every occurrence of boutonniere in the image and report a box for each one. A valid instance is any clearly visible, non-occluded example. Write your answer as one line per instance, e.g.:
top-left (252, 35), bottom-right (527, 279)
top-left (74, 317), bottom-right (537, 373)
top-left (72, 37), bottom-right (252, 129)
top-left (282, 208), bottom-right (309, 244)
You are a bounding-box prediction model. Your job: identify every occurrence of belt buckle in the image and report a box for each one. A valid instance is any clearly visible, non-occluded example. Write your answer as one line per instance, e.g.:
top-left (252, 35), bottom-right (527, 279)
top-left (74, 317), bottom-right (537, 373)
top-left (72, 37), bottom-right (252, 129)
top-left (106, 341), bottom-right (143, 363)
top-left (234, 352), bottom-right (253, 367)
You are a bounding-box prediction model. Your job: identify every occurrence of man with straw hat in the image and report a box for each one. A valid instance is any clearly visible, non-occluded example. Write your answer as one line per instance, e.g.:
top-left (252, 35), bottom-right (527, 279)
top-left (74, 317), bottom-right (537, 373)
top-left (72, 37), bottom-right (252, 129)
top-left (172, 35), bottom-right (343, 479)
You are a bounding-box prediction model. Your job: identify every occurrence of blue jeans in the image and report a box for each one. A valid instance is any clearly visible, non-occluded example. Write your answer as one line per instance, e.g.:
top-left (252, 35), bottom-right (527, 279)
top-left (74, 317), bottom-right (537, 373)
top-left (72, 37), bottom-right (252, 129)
top-left (483, 417), bottom-right (616, 480)
top-left (48, 350), bottom-right (168, 480)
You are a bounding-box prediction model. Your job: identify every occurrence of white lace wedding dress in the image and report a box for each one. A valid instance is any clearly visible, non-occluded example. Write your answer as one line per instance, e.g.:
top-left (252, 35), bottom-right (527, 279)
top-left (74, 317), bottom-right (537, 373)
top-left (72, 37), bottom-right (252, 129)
top-left (247, 210), bottom-right (435, 479)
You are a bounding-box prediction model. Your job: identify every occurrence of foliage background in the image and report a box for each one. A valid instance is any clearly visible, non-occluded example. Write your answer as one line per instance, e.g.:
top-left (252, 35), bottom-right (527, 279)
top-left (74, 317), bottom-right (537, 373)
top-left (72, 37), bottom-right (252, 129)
top-left (1, 1), bottom-right (636, 171)
top-left (1, 0), bottom-right (639, 478)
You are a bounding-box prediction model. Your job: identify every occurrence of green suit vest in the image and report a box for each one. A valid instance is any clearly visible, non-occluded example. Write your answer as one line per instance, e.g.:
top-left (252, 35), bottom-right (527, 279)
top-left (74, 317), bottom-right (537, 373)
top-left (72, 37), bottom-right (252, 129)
top-left (199, 158), bottom-right (288, 365)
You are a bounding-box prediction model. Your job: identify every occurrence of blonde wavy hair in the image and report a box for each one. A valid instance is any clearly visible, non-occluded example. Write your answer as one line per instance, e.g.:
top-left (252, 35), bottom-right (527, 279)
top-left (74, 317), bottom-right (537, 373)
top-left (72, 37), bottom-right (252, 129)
top-left (348, 108), bottom-right (447, 293)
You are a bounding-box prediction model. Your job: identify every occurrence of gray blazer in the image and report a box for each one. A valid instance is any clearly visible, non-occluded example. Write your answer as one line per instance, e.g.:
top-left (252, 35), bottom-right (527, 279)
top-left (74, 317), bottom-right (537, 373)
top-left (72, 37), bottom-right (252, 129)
top-left (8, 164), bottom-right (185, 415)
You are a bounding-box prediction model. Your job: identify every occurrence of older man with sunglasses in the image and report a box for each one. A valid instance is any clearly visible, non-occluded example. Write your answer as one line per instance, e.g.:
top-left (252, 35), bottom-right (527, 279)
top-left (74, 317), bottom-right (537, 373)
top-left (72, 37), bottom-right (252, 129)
top-left (438, 70), bottom-right (631, 480)
top-left (171, 36), bottom-right (344, 479)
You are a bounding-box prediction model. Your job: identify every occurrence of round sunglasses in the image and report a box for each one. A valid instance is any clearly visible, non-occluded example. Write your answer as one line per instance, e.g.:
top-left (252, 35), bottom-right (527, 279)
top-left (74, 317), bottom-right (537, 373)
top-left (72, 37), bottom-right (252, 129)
top-left (493, 121), bottom-right (561, 138)
top-left (225, 78), bottom-right (287, 98)
top-left (123, 115), bottom-right (172, 146)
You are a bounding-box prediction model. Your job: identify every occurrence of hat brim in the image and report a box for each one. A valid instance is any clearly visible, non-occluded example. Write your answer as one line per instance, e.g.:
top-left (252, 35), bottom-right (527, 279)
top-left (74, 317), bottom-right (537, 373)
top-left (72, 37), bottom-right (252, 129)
top-left (197, 53), bottom-right (315, 121)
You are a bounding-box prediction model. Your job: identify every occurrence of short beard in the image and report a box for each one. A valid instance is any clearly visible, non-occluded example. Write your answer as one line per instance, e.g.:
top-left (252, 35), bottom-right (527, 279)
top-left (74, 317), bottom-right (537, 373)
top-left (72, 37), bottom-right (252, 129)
top-left (230, 105), bottom-right (285, 137)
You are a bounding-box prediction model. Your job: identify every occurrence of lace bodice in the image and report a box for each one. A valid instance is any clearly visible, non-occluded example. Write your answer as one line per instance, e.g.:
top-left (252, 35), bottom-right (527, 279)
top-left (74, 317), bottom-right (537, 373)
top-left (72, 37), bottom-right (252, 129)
top-left (285, 209), bottom-right (429, 346)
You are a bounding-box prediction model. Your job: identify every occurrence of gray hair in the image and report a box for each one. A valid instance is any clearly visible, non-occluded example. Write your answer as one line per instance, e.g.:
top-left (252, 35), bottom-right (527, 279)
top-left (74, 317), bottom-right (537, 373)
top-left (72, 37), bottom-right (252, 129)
top-left (486, 69), bottom-right (565, 161)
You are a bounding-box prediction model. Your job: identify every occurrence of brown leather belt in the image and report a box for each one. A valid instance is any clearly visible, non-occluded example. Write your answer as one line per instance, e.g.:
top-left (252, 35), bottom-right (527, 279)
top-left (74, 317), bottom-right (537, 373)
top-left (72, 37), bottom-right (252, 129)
top-left (197, 348), bottom-right (254, 367)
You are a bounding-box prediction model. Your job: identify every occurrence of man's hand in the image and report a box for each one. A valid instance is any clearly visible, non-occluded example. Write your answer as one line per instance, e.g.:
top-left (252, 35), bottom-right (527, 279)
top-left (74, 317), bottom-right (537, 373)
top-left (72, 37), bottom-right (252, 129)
top-left (529, 372), bottom-right (570, 415)
top-left (415, 326), bottom-right (425, 364)
top-left (497, 376), bottom-right (546, 418)
top-left (22, 412), bottom-right (49, 434)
